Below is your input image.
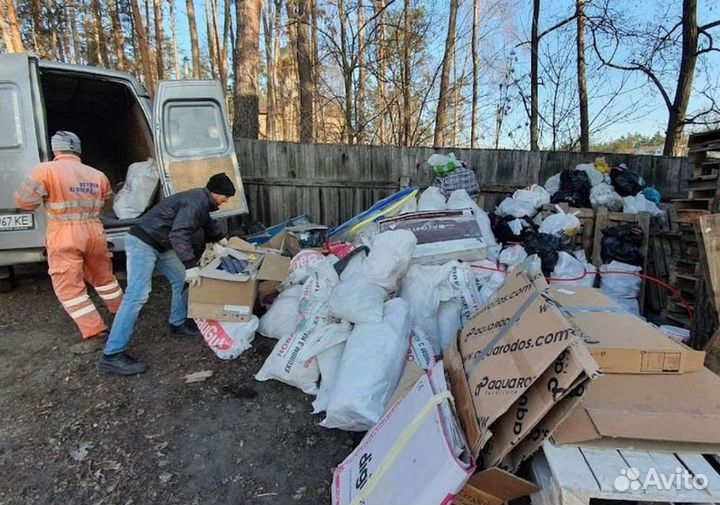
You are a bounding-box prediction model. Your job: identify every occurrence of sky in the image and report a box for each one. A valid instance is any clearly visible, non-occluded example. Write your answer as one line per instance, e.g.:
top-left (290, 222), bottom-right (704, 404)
top-left (167, 0), bottom-right (719, 149)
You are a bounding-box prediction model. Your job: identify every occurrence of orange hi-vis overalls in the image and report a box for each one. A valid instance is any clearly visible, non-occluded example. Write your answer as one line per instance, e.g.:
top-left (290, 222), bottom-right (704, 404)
top-left (14, 154), bottom-right (123, 339)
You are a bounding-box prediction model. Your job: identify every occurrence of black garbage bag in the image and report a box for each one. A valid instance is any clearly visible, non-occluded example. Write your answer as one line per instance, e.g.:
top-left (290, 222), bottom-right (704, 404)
top-left (523, 231), bottom-right (564, 277)
top-left (550, 169), bottom-right (591, 207)
top-left (490, 213), bottom-right (538, 243)
top-left (610, 167), bottom-right (646, 197)
top-left (600, 223), bottom-right (644, 265)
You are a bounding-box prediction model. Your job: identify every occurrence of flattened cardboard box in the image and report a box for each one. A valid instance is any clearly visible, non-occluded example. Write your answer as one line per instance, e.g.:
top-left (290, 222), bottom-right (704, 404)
top-left (549, 286), bottom-right (705, 374)
top-left (552, 368), bottom-right (720, 452)
top-left (480, 344), bottom-right (597, 469)
top-left (458, 270), bottom-right (591, 435)
top-left (189, 239), bottom-right (290, 322)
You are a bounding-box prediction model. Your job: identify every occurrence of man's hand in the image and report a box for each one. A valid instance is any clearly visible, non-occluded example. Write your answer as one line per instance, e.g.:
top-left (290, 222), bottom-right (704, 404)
top-left (218, 237), bottom-right (229, 246)
top-left (185, 267), bottom-right (202, 288)
top-left (212, 242), bottom-right (229, 257)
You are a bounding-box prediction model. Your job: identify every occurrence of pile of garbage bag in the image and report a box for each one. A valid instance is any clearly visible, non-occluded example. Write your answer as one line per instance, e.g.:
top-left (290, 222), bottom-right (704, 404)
top-left (247, 152), bottom-right (660, 432)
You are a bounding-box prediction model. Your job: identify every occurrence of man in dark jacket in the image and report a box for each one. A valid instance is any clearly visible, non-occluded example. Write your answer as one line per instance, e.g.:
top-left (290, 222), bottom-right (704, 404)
top-left (97, 173), bottom-right (236, 375)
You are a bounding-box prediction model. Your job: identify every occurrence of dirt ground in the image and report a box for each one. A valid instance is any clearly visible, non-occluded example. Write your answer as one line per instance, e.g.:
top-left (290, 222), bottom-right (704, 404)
top-left (0, 265), bottom-right (353, 505)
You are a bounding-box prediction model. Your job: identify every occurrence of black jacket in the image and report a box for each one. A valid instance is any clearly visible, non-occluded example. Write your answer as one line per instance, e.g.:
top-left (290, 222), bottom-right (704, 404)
top-left (130, 188), bottom-right (224, 268)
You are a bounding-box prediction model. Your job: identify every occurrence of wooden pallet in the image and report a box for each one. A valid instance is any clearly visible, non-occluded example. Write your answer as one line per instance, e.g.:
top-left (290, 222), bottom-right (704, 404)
top-left (530, 441), bottom-right (720, 505)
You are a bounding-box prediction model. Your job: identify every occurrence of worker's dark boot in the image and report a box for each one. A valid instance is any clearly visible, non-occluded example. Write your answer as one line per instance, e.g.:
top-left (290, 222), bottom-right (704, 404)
top-left (169, 319), bottom-right (202, 338)
top-left (97, 352), bottom-right (148, 376)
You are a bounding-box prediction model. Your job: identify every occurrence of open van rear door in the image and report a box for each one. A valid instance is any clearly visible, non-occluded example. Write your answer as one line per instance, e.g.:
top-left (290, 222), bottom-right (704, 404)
top-left (0, 53), bottom-right (48, 252)
top-left (153, 80), bottom-right (247, 217)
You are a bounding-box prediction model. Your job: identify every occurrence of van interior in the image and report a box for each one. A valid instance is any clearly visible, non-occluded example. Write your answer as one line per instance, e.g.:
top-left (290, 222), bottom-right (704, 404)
top-left (38, 69), bottom-right (158, 227)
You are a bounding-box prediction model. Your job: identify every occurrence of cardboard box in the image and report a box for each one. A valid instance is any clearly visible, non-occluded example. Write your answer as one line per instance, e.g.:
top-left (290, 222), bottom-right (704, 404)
top-left (459, 271), bottom-right (598, 435)
top-left (552, 368), bottom-right (720, 452)
top-left (188, 239), bottom-right (289, 322)
top-left (549, 286), bottom-right (706, 374)
top-left (445, 270), bottom-right (599, 472)
top-left (332, 362), bottom-right (475, 505)
top-left (480, 345), bottom-right (595, 469)
top-left (453, 468), bottom-right (540, 505)
top-left (378, 210), bottom-right (487, 264)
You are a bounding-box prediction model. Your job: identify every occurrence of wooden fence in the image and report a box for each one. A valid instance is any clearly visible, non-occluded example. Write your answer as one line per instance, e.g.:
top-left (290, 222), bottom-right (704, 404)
top-left (234, 139), bottom-right (691, 227)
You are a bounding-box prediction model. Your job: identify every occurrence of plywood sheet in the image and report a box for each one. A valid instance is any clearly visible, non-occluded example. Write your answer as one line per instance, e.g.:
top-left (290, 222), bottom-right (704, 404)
top-left (168, 155), bottom-right (247, 214)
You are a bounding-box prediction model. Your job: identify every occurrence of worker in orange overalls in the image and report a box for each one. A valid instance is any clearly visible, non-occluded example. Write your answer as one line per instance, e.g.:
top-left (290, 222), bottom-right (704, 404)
top-left (14, 131), bottom-right (123, 354)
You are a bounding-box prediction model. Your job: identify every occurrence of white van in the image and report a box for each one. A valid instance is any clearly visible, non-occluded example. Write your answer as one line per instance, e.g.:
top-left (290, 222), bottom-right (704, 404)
top-left (0, 53), bottom-right (248, 288)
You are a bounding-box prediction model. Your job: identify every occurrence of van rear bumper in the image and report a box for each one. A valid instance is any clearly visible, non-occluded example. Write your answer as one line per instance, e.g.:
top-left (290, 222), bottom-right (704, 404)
top-left (0, 248), bottom-right (46, 267)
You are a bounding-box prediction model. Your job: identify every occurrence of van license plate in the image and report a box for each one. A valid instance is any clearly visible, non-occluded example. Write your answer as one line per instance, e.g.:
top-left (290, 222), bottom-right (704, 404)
top-left (0, 213), bottom-right (34, 231)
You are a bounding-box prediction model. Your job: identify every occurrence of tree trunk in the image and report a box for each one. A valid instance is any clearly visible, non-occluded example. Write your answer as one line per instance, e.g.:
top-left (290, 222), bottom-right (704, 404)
top-left (92, 0), bottom-right (108, 65)
top-left (530, 0), bottom-right (540, 150)
top-left (70, 0), bottom-right (81, 63)
top-left (222, 0), bottom-right (233, 90)
top-left (108, 0), bottom-right (127, 70)
top-left (209, 0), bottom-right (226, 92)
top-left (402, 0), bottom-right (411, 146)
top-left (31, 0), bottom-right (47, 57)
top-left (130, 0), bottom-right (156, 94)
top-left (167, 0), bottom-right (180, 77)
top-left (153, 0), bottom-right (164, 79)
top-left (371, 0), bottom-right (387, 144)
top-left (433, 0), bottom-right (458, 148)
top-left (576, 0), bottom-right (589, 152)
top-left (48, 0), bottom-right (59, 59)
top-left (310, 0), bottom-right (319, 135)
top-left (263, 1), bottom-right (277, 139)
top-left (0, 0), bottom-right (14, 52)
top-left (338, 0), bottom-right (353, 144)
top-left (470, 0), bottom-right (480, 148)
top-left (4, 0), bottom-right (25, 52)
top-left (296, 0), bottom-right (314, 142)
top-left (356, 0), bottom-right (366, 144)
top-left (205, 0), bottom-right (218, 78)
top-left (663, 0), bottom-right (698, 156)
top-left (233, 0), bottom-right (263, 139)
top-left (285, 0), bottom-right (299, 141)
top-left (186, 0), bottom-right (201, 78)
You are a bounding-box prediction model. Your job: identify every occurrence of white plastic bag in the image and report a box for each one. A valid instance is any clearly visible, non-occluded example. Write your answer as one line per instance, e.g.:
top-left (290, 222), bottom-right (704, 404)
top-left (400, 263), bottom-right (455, 355)
top-left (427, 152), bottom-right (462, 174)
top-left (575, 163), bottom-right (604, 187)
top-left (544, 173), bottom-right (561, 195)
top-left (287, 249), bottom-right (326, 285)
top-left (479, 271), bottom-right (507, 304)
top-left (550, 251), bottom-right (594, 287)
top-left (322, 299), bottom-right (412, 431)
top-left (364, 230), bottom-right (417, 291)
top-left (539, 208), bottom-right (581, 237)
top-left (418, 186), bottom-right (447, 211)
top-left (446, 189), bottom-right (475, 210)
top-left (329, 274), bottom-right (386, 323)
top-left (499, 245), bottom-right (528, 269)
top-left (600, 261), bottom-right (642, 315)
top-left (512, 184), bottom-right (551, 210)
top-left (622, 194), bottom-right (663, 218)
top-left (496, 197), bottom-right (537, 218)
top-left (590, 183), bottom-right (623, 211)
top-left (113, 158), bottom-right (159, 219)
top-left (312, 343), bottom-right (346, 414)
top-left (255, 261), bottom-right (339, 394)
top-left (196, 316), bottom-right (258, 360)
top-left (437, 300), bottom-right (462, 355)
top-left (449, 263), bottom-right (485, 324)
top-left (258, 284), bottom-right (303, 339)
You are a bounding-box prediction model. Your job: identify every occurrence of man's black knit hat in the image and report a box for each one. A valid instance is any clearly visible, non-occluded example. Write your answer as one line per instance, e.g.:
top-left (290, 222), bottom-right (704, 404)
top-left (206, 173), bottom-right (236, 197)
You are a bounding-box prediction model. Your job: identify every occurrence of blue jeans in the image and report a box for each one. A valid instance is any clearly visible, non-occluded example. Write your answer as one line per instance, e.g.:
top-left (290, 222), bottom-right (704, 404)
top-left (103, 234), bottom-right (188, 355)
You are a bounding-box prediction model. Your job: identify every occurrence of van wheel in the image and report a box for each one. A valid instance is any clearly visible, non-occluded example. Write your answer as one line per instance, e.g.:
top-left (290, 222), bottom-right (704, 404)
top-left (0, 266), bottom-right (16, 293)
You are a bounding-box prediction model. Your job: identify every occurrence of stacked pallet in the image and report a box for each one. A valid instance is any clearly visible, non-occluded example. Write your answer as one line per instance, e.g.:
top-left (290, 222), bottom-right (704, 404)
top-left (663, 129), bottom-right (720, 327)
